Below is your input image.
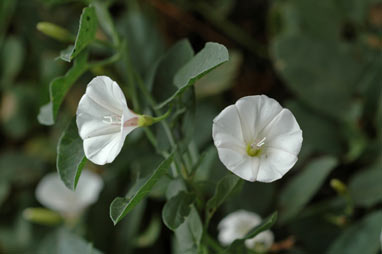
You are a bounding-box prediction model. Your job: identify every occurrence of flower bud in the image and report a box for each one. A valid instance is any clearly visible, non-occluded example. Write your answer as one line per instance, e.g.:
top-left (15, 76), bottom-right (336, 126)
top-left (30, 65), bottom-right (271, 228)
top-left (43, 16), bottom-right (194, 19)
top-left (23, 207), bottom-right (63, 226)
top-left (36, 22), bottom-right (75, 43)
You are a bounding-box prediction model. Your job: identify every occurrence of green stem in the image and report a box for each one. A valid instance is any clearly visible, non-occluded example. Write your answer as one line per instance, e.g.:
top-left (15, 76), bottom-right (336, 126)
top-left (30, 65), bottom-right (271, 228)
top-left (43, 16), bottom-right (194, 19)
top-left (87, 52), bottom-right (121, 69)
top-left (204, 233), bottom-right (225, 253)
top-left (133, 70), bottom-right (187, 177)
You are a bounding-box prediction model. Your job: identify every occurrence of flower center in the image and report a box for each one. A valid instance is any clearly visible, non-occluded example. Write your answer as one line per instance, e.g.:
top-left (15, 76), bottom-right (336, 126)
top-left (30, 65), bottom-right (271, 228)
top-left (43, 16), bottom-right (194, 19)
top-left (246, 137), bottom-right (266, 157)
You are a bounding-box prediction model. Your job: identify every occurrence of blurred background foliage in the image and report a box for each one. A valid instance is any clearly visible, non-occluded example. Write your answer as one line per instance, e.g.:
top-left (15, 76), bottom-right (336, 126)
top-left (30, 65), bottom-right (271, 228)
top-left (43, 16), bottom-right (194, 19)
top-left (0, 0), bottom-right (381, 253)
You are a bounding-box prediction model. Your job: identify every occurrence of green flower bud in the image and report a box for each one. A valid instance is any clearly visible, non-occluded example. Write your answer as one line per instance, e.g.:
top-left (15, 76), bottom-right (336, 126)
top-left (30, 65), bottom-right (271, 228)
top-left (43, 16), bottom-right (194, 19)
top-left (36, 22), bottom-right (75, 43)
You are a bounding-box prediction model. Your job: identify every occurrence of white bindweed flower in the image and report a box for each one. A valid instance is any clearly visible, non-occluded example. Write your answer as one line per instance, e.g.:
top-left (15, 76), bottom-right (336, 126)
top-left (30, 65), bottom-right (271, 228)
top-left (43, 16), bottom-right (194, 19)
top-left (218, 210), bottom-right (274, 252)
top-left (77, 76), bottom-right (140, 165)
top-left (212, 95), bottom-right (302, 182)
top-left (35, 170), bottom-right (103, 218)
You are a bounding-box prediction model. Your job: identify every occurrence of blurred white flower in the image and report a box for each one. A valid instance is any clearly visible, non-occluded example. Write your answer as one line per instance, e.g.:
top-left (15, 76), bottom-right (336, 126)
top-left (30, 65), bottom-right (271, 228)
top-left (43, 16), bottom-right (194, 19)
top-left (77, 76), bottom-right (139, 165)
top-left (218, 210), bottom-right (274, 252)
top-left (212, 95), bottom-right (302, 182)
top-left (35, 170), bottom-right (103, 218)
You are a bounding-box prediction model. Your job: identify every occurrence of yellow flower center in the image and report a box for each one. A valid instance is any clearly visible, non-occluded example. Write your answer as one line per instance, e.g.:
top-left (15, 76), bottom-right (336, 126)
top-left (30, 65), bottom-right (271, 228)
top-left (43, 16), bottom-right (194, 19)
top-left (246, 137), bottom-right (266, 157)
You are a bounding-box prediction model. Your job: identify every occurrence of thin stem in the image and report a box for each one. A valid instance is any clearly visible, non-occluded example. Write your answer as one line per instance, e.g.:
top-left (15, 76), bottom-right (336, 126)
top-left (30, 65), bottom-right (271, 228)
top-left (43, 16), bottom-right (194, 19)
top-left (133, 70), bottom-right (187, 176)
top-left (87, 52), bottom-right (121, 69)
top-left (204, 233), bottom-right (225, 253)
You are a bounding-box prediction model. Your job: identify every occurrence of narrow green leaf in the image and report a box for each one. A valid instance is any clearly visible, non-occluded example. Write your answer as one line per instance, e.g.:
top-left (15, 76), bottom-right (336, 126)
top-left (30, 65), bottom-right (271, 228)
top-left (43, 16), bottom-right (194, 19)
top-left (349, 163), bottom-right (382, 208)
top-left (225, 211), bottom-right (278, 253)
top-left (205, 174), bottom-right (241, 224)
top-left (110, 155), bottom-right (174, 225)
top-left (38, 50), bottom-right (88, 125)
top-left (327, 211), bottom-right (382, 254)
top-left (278, 156), bottom-right (338, 223)
top-left (60, 6), bottom-right (97, 62)
top-left (57, 119), bottom-right (86, 190)
top-left (157, 42), bottom-right (229, 108)
top-left (162, 191), bottom-right (195, 231)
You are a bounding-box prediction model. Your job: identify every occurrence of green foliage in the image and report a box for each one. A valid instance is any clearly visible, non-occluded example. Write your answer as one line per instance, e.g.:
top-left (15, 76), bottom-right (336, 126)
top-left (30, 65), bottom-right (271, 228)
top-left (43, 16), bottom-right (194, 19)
top-left (349, 163), bottom-right (382, 208)
top-left (174, 207), bottom-right (203, 254)
top-left (57, 119), bottom-right (86, 190)
top-left (205, 174), bottom-right (241, 225)
top-left (158, 42), bottom-right (229, 108)
top-left (278, 157), bottom-right (338, 223)
top-left (162, 191), bottom-right (195, 230)
top-left (60, 7), bottom-right (97, 62)
top-left (1, 36), bottom-right (24, 88)
top-left (110, 155), bottom-right (174, 225)
top-left (327, 211), bottom-right (382, 254)
top-left (38, 228), bottom-right (102, 254)
top-left (1, 0), bottom-right (381, 253)
top-left (38, 51), bottom-right (89, 125)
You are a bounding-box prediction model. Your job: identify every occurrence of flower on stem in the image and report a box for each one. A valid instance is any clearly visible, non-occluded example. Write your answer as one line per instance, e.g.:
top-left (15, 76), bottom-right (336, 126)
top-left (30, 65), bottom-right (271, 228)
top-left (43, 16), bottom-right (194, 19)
top-left (77, 76), bottom-right (169, 165)
top-left (35, 170), bottom-right (103, 219)
top-left (212, 95), bottom-right (302, 182)
top-left (218, 210), bottom-right (274, 252)
top-left (76, 76), bottom-right (141, 165)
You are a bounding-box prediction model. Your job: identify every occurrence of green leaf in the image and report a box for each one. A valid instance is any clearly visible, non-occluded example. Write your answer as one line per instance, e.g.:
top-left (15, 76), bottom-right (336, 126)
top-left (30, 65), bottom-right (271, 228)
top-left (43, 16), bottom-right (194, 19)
top-left (147, 39), bottom-right (194, 100)
top-left (60, 7), bottom-right (97, 62)
top-left (57, 119), bottom-right (87, 190)
top-left (195, 50), bottom-right (242, 98)
top-left (174, 207), bottom-right (203, 254)
top-left (1, 36), bottom-right (24, 86)
top-left (157, 42), bottom-right (229, 108)
top-left (110, 155), bottom-right (174, 225)
top-left (38, 228), bottom-right (102, 254)
top-left (205, 174), bottom-right (241, 224)
top-left (123, 5), bottom-right (164, 77)
top-left (286, 100), bottom-right (343, 156)
top-left (349, 163), bottom-right (382, 208)
top-left (225, 211), bottom-right (278, 253)
top-left (327, 211), bottom-right (382, 254)
top-left (162, 191), bottom-right (195, 231)
top-left (38, 50), bottom-right (88, 125)
top-left (278, 156), bottom-right (338, 223)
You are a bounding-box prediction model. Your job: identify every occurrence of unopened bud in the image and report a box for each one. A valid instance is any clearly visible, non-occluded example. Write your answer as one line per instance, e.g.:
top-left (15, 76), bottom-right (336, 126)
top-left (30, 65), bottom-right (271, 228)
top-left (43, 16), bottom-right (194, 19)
top-left (23, 207), bottom-right (63, 226)
top-left (330, 179), bottom-right (347, 195)
top-left (37, 22), bottom-right (75, 43)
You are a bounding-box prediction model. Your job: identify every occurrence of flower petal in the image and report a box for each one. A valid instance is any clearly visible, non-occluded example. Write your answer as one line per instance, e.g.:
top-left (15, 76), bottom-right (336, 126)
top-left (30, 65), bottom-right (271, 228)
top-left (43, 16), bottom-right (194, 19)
top-left (231, 157), bottom-right (260, 182)
top-left (213, 104), bottom-right (246, 145)
top-left (262, 108), bottom-right (303, 156)
top-left (83, 132), bottom-right (125, 165)
top-left (256, 148), bottom-right (297, 182)
top-left (235, 95), bottom-right (283, 142)
top-left (85, 76), bottom-right (127, 115)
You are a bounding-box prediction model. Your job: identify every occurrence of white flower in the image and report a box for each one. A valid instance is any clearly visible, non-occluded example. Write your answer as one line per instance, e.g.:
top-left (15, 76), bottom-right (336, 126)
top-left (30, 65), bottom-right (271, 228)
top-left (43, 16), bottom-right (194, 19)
top-left (218, 210), bottom-right (274, 251)
top-left (212, 95), bottom-right (302, 182)
top-left (35, 170), bottom-right (103, 218)
top-left (76, 76), bottom-right (140, 165)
